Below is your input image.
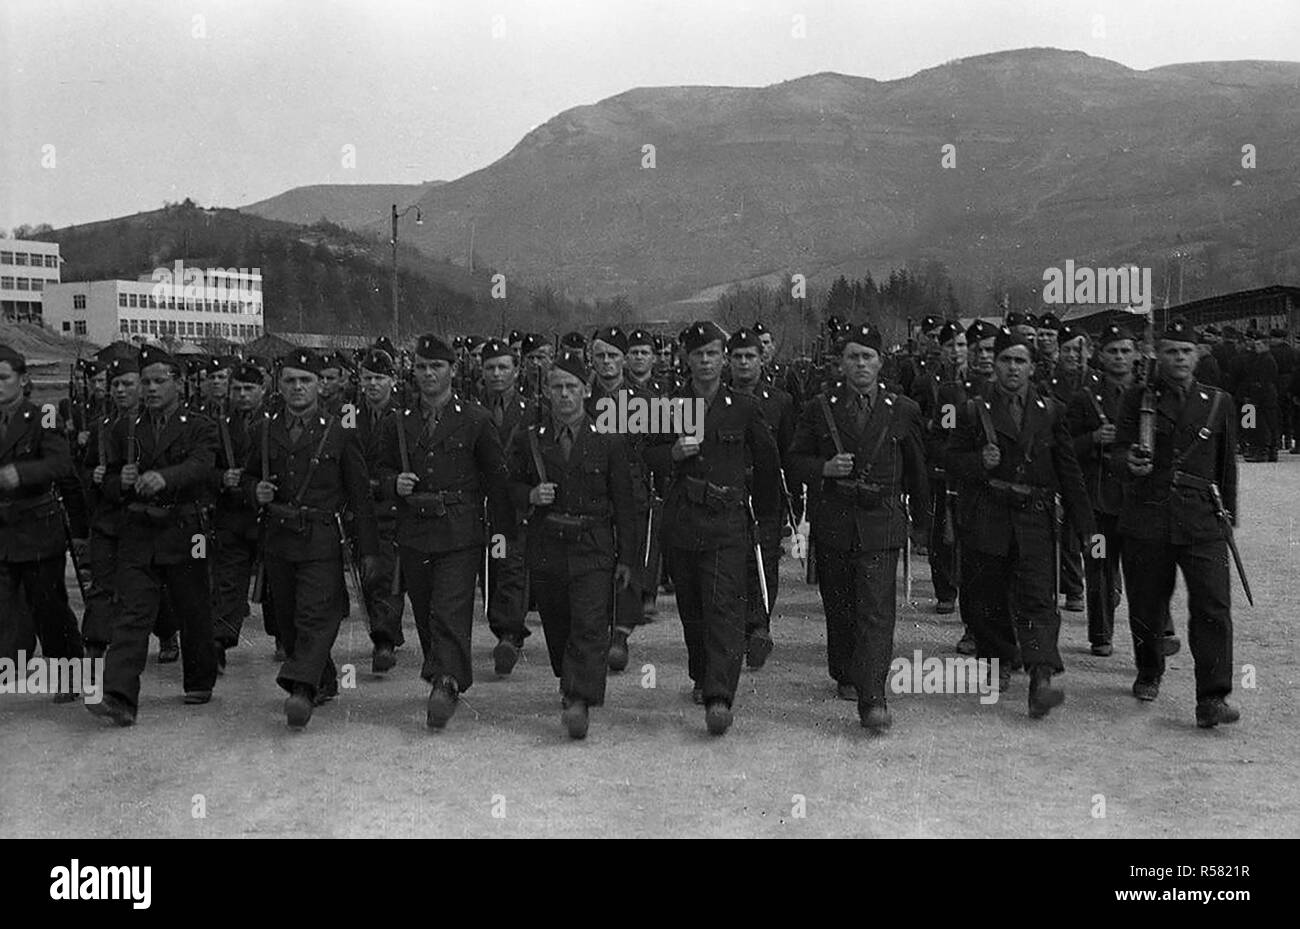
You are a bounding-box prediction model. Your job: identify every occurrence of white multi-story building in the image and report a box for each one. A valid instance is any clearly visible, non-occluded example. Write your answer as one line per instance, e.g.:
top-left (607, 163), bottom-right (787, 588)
top-left (0, 239), bottom-right (61, 324)
top-left (43, 265), bottom-right (265, 345)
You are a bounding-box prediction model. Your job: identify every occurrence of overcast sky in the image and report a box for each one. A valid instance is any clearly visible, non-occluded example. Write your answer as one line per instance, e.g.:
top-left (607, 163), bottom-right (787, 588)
top-left (3, 0), bottom-right (1297, 231)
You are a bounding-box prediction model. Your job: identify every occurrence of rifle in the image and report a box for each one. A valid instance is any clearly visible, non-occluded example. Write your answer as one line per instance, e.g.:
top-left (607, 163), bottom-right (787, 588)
top-left (52, 486), bottom-right (88, 601)
top-left (336, 510), bottom-right (373, 626)
top-left (745, 496), bottom-right (771, 618)
top-left (250, 412), bottom-right (269, 603)
top-left (390, 406), bottom-right (410, 597)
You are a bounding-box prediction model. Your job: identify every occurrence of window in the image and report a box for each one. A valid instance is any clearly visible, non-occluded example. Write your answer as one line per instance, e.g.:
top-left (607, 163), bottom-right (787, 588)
top-left (129, 319), bottom-right (139, 333)
top-left (119, 293), bottom-right (128, 307)
top-left (120, 319), bottom-right (129, 333)
top-left (74, 320), bottom-right (87, 336)
top-left (30, 279), bottom-right (43, 291)
top-left (147, 295), bottom-right (157, 308)
top-left (148, 320), bottom-right (158, 334)
top-left (15, 278), bottom-right (28, 291)
top-left (0, 252), bottom-right (12, 264)
top-left (74, 294), bottom-right (86, 309)
top-left (62, 321), bottom-right (71, 332)
top-left (14, 253), bottom-right (27, 265)
top-left (45, 255), bottom-right (58, 268)
top-left (0, 276), bottom-right (13, 289)
top-left (128, 293), bottom-right (138, 307)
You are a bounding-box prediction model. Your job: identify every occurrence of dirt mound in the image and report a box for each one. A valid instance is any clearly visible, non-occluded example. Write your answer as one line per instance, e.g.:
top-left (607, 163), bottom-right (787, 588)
top-left (0, 320), bottom-right (98, 366)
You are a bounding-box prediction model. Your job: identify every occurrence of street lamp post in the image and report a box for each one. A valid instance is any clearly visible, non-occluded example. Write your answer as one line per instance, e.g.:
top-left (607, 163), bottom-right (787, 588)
top-left (391, 203), bottom-right (423, 347)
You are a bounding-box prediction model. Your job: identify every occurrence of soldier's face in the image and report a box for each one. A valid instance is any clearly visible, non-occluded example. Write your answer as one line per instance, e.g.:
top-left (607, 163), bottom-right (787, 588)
top-left (413, 356), bottom-right (454, 397)
top-left (198, 371), bottom-right (212, 399)
top-left (1037, 330), bottom-right (1059, 356)
top-left (211, 368), bottom-right (230, 399)
top-left (525, 351), bottom-right (550, 373)
top-left (1013, 325), bottom-right (1037, 342)
top-left (1158, 340), bottom-right (1198, 382)
top-left (656, 347), bottom-right (673, 369)
top-left (729, 346), bottom-right (762, 387)
top-left (361, 370), bottom-right (394, 405)
top-left (0, 362), bottom-right (21, 406)
top-left (1100, 340), bottom-right (1135, 378)
top-left (547, 368), bottom-right (588, 418)
top-left (994, 347), bottom-right (1032, 391)
top-left (591, 340), bottom-right (625, 381)
top-left (91, 372), bottom-right (108, 399)
top-left (279, 368), bottom-right (320, 412)
top-left (1060, 336), bottom-right (1086, 371)
top-left (627, 346), bottom-right (654, 376)
top-left (141, 364), bottom-right (180, 410)
top-left (481, 355), bottom-right (517, 394)
top-left (111, 373), bottom-right (141, 410)
top-left (319, 368), bottom-right (342, 397)
top-left (686, 341), bottom-right (724, 384)
top-left (759, 333), bottom-right (775, 363)
top-left (941, 334), bottom-right (967, 367)
top-left (972, 338), bottom-right (996, 374)
top-left (231, 380), bottom-right (264, 412)
top-left (840, 343), bottom-right (882, 390)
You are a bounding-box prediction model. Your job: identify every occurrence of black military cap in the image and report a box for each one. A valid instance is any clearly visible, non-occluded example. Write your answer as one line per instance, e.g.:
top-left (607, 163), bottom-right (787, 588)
top-left (825, 315), bottom-right (843, 332)
top-left (520, 333), bottom-right (548, 356)
top-left (466, 335), bottom-right (486, 352)
top-left (1203, 325), bottom-right (1221, 336)
top-left (937, 321), bottom-right (963, 345)
top-left (508, 329), bottom-right (523, 344)
top-left (95, 342), bottom-right (137, 364)
top-left (479, 338), bottom-right (513, 363)
top-left (965, 319), bottom-right (996, 343)
top-left (76, 358), bottom-right (100, 377)
top-left (992, 327), bottom-right (1033, 357)
top-left (139, 345), bottom-right (179, 373)
top-left (279, 348), bottom-right (324, 375)
top-left (752, 321), bottom-right (768, 335)
top-left (372, 336), bottom-right (397, 357)
top-left (837, 323), bottom-right (882, 354)
top-left (106, 355), bottom-right (139, 380)
top-left (552, 351), bottom-right (589, 383)
top-left (231, 362), bottom-right (265, 385)
top-left (627, 329), bottom-right (654, 350)
top-left (591, 326), bottom-right (628, 354)
top-left (561, 331), bottom-right (587, 350)
top-left (212, 355), bottom-right (237, 371)
top-left (1160, 317), bottom-right (1197, 345)
top-left (1036, 313), bottom-right (1061, 331)
top-left (0, 344), bottom-right (25, 369)
top-left (921, 314), bottom-right (944, 332)
top-left (1098, 323), bottom-right (1134, 348)
top-left (1195, 328), bottom-right (1212, 345)
top-left (358, 348), bottom-right (396, 376)
top-left (727, 327), bottom-right (761, 352)
top-left (452, 337), bottom-right (466, 351)
top-left (681, 320), bottom-right (728, 353)
top-left (1004, 311), bottom-right (1028, 328)
top-left (1245, 327), bottom-right (1263, 341)
top-left (1058, 324), bottom-right (1085, 345)
top-left (247, 355), bottom-right (271, 374)
top-left (415, 334), bottom-right (456, 362)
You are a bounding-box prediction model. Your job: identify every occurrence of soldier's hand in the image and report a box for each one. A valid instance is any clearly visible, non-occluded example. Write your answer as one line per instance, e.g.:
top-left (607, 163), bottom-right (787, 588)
top-left (223, 468), bottom-right (243, 489)
top-left (615, 563), bottom-right (634, 590)
top-left (1093, 424), bottom-right (1117, 445)
top-left (0, 464), bottom-right (19, 491)
top-left (121, 463), bottom-right (139, 487)
top-left (671, 435), bottom-right (701, 462)
top-left (822, 452), bottom-right (855, 478)
top-left (136, 470), bottom-right (167, 496)
top-left (92, 464), bottom-right (107, 485)
top-left (981, 444), bottom-right (1001, 470)
top-left (77, 430), bottom-right (91, 447)
top-left (395, 472), bottom-right (419, 496)
top-left (255, 480), bottom-right (277, 505)
top-left (1127, 447), bottom-right (1153, 476)
top-left (530, 482), bottom-right (557, 505)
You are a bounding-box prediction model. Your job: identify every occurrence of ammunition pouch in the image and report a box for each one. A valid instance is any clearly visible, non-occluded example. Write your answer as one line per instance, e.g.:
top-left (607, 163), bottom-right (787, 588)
top-left (830, 479), bottom-right (885, 509)
top-left (682, 476), bottom-right (743, 511)
top-left (0, 492), bottom-right (58, 526)
top-left (539, 512), bottom-right (596, 542)
top-left (986, 478), bottom-right (1051, 512)
top-left (404, 490), bottom-right (465, 519)
top-left (266, 502), bottom-right (335, 534)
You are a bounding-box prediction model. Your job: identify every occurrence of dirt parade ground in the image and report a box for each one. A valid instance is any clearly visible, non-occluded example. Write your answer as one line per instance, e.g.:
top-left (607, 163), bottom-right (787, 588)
top-left (2, 459), bottom-right (1296, 839)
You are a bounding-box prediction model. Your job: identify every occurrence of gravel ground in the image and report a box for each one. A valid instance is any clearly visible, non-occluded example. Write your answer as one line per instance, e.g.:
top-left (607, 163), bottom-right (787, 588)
top-left (2, 459), bottom-right (1297, 838)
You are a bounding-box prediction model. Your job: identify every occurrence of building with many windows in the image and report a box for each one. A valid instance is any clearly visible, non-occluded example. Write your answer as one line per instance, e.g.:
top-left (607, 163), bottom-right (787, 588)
top-left (0, 239), bottom-right (62, 324)
top-left (43, 269), bottom-right (265, 345)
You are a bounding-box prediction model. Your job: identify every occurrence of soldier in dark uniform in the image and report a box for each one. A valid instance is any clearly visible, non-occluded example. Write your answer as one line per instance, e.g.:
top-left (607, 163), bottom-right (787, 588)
top-left (1269, 328), bottom-right (1294, 453)
top-left (246, 348), bottom-right (379, 729)
top-left (586, 326), bottom-right (656, 672)
top-left (727, 327), bottom-right (795, 669)
top-left (1194, 329), bottom-right (1223, 388)
top-left (945, 329), bottom-right (1095, 716)
top-left (90, 346), bottom-right (220, 726)
top-left (377, 335), bottom-right (512, 730)
top-left (508, 352), bottom-right (637, 738)
top-left (353, 348), bottom-right (408, 673)
top-left (478, 338), bottom-right (535, 675)
top-left (318, 352), bottom-right (347, 417)
top-left (1033, 313), bottom-right (1062, 386)
top-left (643, 321), bottom-right (782, 735)
top-left (520, 333), bottom-right (553, 414)
top-left (1006, 311), bottom-right (1038, 347)
top-left (1116, 318), bottom-right (1240, 727)
top-left (1238, 330), bottom-right (1279, 461)
top-left (625, 329), bottom-right (659, 393)
top-left (0, 344), bottom-right (84, 688)
top-left (789, 325), bottom-right (929, 730)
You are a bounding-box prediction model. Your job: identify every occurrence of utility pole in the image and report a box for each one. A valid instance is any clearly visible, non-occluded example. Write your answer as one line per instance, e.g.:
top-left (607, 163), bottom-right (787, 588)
top-left (391, 203), bottom-right (423, 347)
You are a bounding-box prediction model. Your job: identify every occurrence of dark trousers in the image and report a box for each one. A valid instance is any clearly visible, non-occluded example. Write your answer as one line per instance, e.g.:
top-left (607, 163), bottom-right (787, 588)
top-left (531, 562), bottom-right (612, 705)
top-left (667, 544), bottom-right (746, 706)
top-left (1060, 516), bottom-right (1084, 599)
top-left (743, 537), bottom-right (781, 636)
top-left (105, 558), bottom-right (216, 711)
top-left (363, 521), bottom-right (406, 648)
top-left (0, 556), bottom-right (84, 661)
top-left (963, 541), bottom-right (1064, 672)
top-left (614, 505), bottom-right (652, 631)
top-left (816, 546), bottom-right (899, 705)
top-left (1085, 512), bottom-right (1122, 646)
top-left (1120, 537), bottom-right (1233, 700)
top-left (212, 524), bottom-right (256, 648)
top-left (1245, 402), bottom-right (1278, 455)
top-left (266, 556), bottom-right (344, 698)
top-left (486, 528), bottom-right (530, 644)
top-left (400, 545), bottom-right (480, 690)
top-left (927, 482), bottom-right (958, 602)
top-left (83, 529), bottom-right (117, 646)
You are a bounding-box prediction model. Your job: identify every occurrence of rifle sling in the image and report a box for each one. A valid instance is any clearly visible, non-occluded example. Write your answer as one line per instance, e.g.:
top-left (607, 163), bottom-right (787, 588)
top-left (527, 426), bottom-right (548, 485)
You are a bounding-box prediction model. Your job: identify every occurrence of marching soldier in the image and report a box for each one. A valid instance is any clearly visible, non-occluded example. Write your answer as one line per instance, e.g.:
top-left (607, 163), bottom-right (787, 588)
top-left (318, 352), bottom-right (348, 417)
top-left (1033, 313), bottom-right (1062, 385)
top-left (1115, 318), bottom-right (1241, 727)
top-left (246, 348), bottom-right (379, 729)
top-left (726, 327), bottom-right (795, 669)
top-left (508, 352), bottom-right (637, 738)
top-left (91, 346), bottom-right (220, 726)
top-left (376, 334), bottom-right (512, 730)
top-left (945, 328), bottom-right (1094, 717)
top-left (789, 325), bottom-right (929, 729)
top-left (625, 329), bottom-right (659, 393)
top-left (1044, 325), bottom-right (1097, 613)
top-left (643, 321), bottom-right (782, 736)
top-left (0, 344), bottom-right (84, 687)
top-left (478, 337), bottom-right (535, 675)
top-left (354, 348), bottom-right (408, 673)
top-left (1238, 330), bottom-right (1279, 461)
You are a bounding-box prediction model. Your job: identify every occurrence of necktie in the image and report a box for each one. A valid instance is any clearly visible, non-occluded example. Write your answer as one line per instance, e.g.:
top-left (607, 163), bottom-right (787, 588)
top-left (288, 416), bottom-right (303, 444)
top-left (152, 414), bottom-right (167, 441)
top-left (492, 397), bottom-right (504, 428)
top-left (559, 425), bottom-right (574, 461)
top-left (855, 392), bottom-right (871, 432)
top-left (1009, 395), bottom-right (1024, 431)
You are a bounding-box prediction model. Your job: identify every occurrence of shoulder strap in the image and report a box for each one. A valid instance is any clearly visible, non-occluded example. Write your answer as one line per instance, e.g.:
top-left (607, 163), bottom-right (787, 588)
top-left (1171, 389), bottom-right (1224, 471)
top-left (291, 416), bottom-right (336, 506)
top-left (974, 398), bottom-right (997, 447)
top-left (396, 406), bottom-right (411, 472)
top-left (858, 394), bottom-right (896, 479)
top-left (527, 426), bottom-right (548, 485)
top-left (260, 412), bottom-right (270, 479)
top-left (818, 394), bottom-right (845, 455)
